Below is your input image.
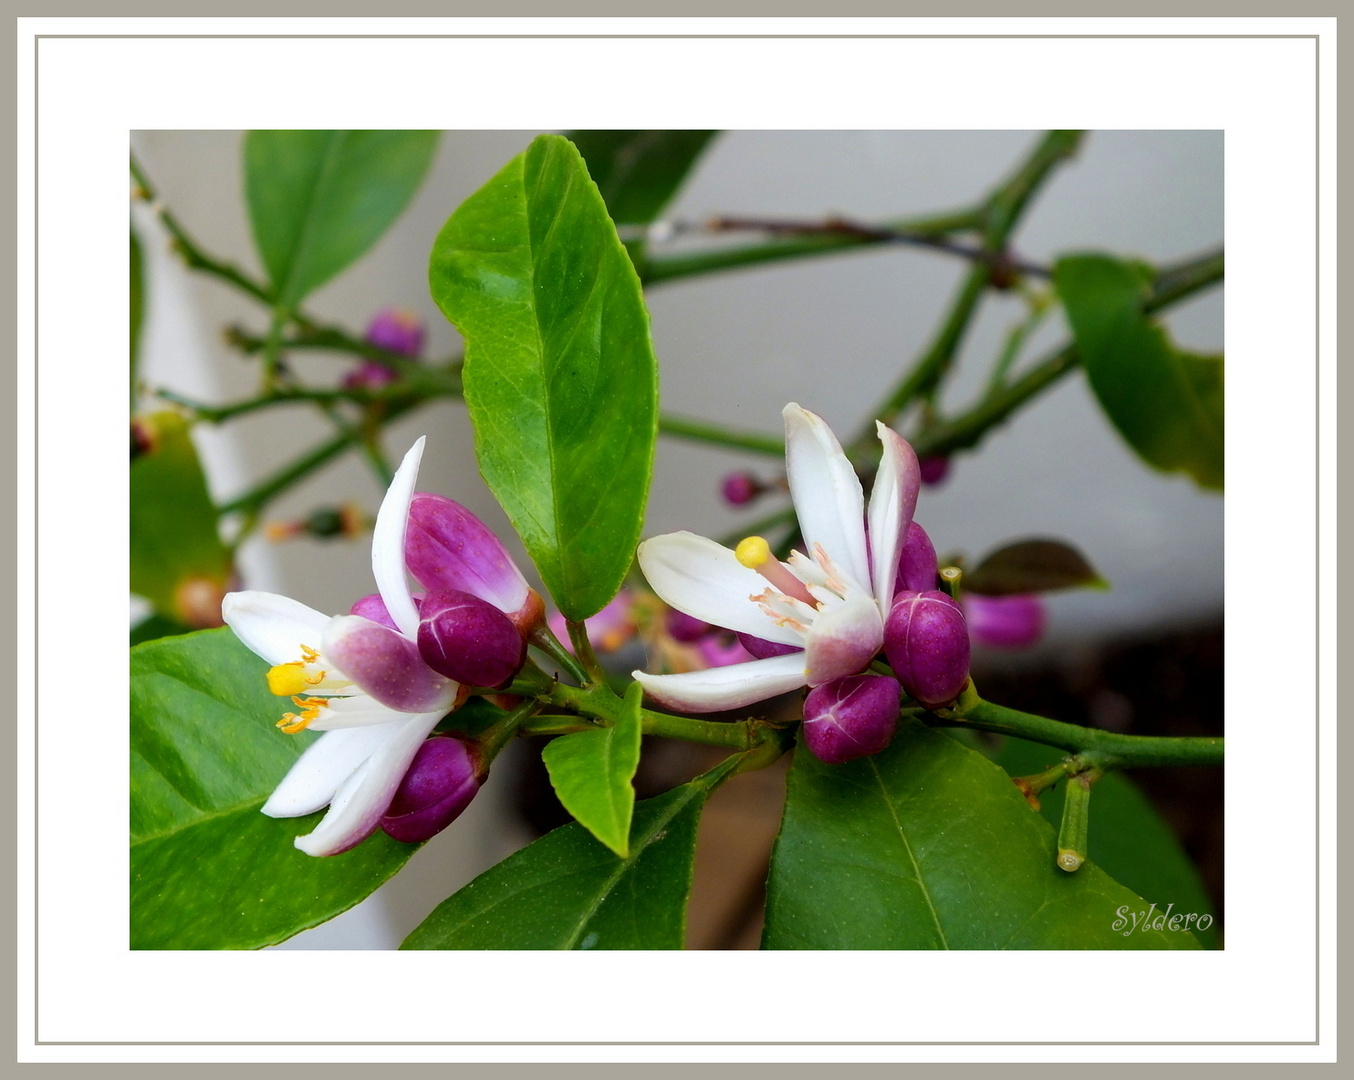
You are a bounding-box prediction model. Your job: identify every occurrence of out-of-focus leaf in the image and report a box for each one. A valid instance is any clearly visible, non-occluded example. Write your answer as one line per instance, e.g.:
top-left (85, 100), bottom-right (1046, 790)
top-left (428, 133), bottom-right (658, 619)
top-left (130, 411), bottom-right (231, 626)
top-left (541, 682), bottom-right (643, 857)
top-left (130, 612), bottom-right (190, 646)
top-left (763, 721), bottom-right (1201, 949)
top-left (964, 538), bottom-right (1108, 596)
top-left (131, 629), bottom-right (418, 949)
top-left (131, 227), bottom-right (144, 408)
top-left (403, 755), bottom-right (739, 950)
top-left (1056, 253), bottom-right (1223, 490)
top-left (565, 129), bottom-right (717, 225)
top-left (244, 130), bottom-right (438, 309)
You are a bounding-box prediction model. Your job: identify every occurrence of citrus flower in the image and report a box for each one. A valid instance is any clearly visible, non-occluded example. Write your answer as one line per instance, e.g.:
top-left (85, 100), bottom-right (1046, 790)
top-left (632, 403), bottom-right (920, 712)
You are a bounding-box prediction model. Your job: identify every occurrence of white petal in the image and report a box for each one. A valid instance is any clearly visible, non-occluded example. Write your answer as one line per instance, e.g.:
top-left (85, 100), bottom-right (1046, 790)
top-left (372, 436), bottom-right (425, 640)
top-left (304, 694), bottom-right (426, 730)
top-left (867, 421), bottom-right (921, 616)
top-left (261, 725), bottom-right (397, 818)
top-left (803, 591), bottom-right (884, 686)
top-left (293, 710), bottom-right (445, 857)
top-left (637, 533), bottom-right (802, 646)
top-left (221, 591), bottom-right (330, 666)
top-left (782, 404), bottom-right (870, 593)
top-left (632, 652), bottom-right (808, 713)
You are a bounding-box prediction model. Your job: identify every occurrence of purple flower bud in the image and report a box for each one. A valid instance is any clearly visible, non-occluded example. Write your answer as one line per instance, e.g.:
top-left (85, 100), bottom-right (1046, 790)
top-left (735, 631), bottom-right (802, 660)
top-left (802, 673), bottom-right (901, 765)
top-left (720, 471), bottom-right (760, 506)
top-left (884, 590), bottom-right (971, 710)
top-left (364, 307), bottom-right (426, 358)
top-left (694, 632), bottom-right (756, 669)
top-left (380, 735), bottom-right (483, 844)
top-left (963, 593), bottom-right (1046, 649)
top-left (417, 589), bottom-right (525, 688)
top-left (350, 592), bottom-right (423, 632)
top-left (919, 455), bottom-right (951, 486)
top-left (895, 521), bottom-right (939, 594)
top-left (405, 493), bottom-right (536, 631)
top-left (666, 608), bottom-right (711, 643)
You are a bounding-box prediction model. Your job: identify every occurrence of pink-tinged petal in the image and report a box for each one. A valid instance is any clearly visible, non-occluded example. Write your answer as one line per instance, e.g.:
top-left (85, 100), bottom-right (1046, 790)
top-left (293, 710), bottom-right (445, 856)
top-left (632, 652), bottom-right (807, 713)
top-left (261, 725), bottom-right (398, 818)
top-left (221, 590), bottom-right (330, 666)
top-left (782, 404), bottom-right (870, 593)
top-left (867, 422), bottom-right (920, 615)
top-left (405, 493), bottom-right (530, 617)
top-left (371, 437), bottom-right (426, 639)
top-left (803, 592), bottom-right (884, 686)
top-left (637, 532), bottom-right (802, 647)
top-left (322, 615), bottom-right (458, 714)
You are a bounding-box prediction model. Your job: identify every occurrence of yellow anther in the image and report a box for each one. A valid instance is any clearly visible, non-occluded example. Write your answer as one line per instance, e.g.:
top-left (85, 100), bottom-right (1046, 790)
top-left (303, 670), bottom-right (326, 686)
top-left (736, 535), bottom-right (772, 569)
top-left (275, 696), bottom-right (328, 735)
top-left (300, 645), bottom-right (320, 663)
top-left (266, 663), bottom-right (311, 697)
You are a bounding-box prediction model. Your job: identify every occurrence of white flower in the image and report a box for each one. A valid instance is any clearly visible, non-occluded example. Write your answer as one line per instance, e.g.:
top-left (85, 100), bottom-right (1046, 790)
top-left (632, 403), bottom-right (919, 712)
top-left (222, 438), bottom-right (460, 856)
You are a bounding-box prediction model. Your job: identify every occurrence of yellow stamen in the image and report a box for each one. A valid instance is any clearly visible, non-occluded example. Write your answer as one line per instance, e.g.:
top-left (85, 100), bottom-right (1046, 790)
top-left (275, 695), bottom-right (328, 734)
top-left (300, 645), bottom-right (320, 663)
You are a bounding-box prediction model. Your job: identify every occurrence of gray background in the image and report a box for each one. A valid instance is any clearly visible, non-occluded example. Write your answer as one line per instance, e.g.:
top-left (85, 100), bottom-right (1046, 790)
top-left (131, 129), bottom-right (1223, 947)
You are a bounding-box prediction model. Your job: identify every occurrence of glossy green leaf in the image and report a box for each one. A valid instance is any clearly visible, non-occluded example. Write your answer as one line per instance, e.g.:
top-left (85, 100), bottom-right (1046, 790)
top-left (1056, 254), bottom-right (1224, 490)
top-left (992, 737), bottom-right (1219, 948)
top-left (130, 227), bottom-right (144, 408)
top-left (964, 538), bottom-right (1108, 596)
top-left (131, 629), bottom-right (418, 949)
top-left (565, 130), bottom-right (717, 225)
top-left (541, 682), bottom-right (643, 856)
top-left (429, 133), bottom-right (659, 619)
top-left (245, 130), bottom-right (438, 309)
top-left (130, 411), bottom-right (231, 625)
top-left (403, 755), bottom-right (737, 949)
top-left (763, 721), bottom-right (1201, 949)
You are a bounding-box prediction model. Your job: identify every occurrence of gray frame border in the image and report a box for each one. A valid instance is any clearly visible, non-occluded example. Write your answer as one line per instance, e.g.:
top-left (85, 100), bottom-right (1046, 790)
top-left (21, 21), bottom-right (1326, 1061)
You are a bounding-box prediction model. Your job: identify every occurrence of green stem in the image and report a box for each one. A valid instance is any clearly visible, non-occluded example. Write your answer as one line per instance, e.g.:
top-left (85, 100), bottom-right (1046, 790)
top-left (986, 293), bottom-right (1050, 393)
top-left (658, 414), bottom-right (784, 456)
top-left (528, 625), bottom-right (590, 687)
top-left (543, 682), bottom-right (772, 751)
top-left (1056, 769), bottom-right (1097, 872)
top-left (565, 619), bottom-right (606, 686)
top-left (930, 690), bottom-right (1223, 769)
top-left (479, 698), bottom-right (543, 759)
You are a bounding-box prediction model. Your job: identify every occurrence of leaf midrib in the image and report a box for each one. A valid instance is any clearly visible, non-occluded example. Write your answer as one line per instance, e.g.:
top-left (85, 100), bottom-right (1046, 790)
top-left (865, 756), bottom-right (951, 949)
top-left (276, 130), bottom-right (348, 309)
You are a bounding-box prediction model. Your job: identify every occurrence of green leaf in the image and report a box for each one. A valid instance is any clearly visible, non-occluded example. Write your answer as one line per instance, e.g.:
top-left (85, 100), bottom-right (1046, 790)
top-left (130, 411), bottom-right (231, 625)
top-left (1056, 254), bottom-right (1224, 490)
top-left (244, 130), bottom-right (438, 310)
top-left (964, 538), bottom-right (1108, 596)
top-left (403, 755), bottom-right (738, 949)
top-left (564, 130), bottom-right (717, 225)
top-left (131, 629), bottom-right (418, 949)
top-left (991, 737), bottom-right (1220, 948)
top-left (429, 133), bottom-right (659, 619)
top-left (763, 721), bottom-right (1201, 949)
top-left (130, 612), bottom-right (190, 646)
top-left (130, 227), bottom-right (144, 408)
top-left (541, 682), bottom-right (643, 856)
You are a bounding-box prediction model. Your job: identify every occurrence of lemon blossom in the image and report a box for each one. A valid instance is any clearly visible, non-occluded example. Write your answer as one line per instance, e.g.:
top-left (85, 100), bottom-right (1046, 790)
top-left (223, 437), bottom-right (461, 856)
top-left (633, 403), bottom-right (920, 712)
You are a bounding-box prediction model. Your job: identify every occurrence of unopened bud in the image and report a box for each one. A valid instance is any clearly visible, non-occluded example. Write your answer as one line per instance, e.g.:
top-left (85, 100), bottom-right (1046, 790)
top-left (380, 735), bottom-right (484, 844)
top-left (720, 471), bottom-right (762, 507)
top-left (884, 590), bottom-right (971, 710)
top-left (802, 673), bottom-right (901, 765)
top-left (417, 589), bottom-right (525, 688)
top-left (735, 631), bottom-right (802, 660)
top-left (896, 521), bottom-right (939, 594)
top-left (350, 591), bottom-right (423, 632)
top-left (918, 456), bottom-right (951, 487)
top-left (364, 307), bottom-right (425, 358)
top-left (963, 593), bottom-right (1046, 649)
top-left (665, 608), bottom-right (711, 643)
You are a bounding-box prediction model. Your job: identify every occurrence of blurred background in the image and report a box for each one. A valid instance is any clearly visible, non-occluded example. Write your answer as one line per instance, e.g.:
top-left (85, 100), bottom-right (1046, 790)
top-left (131, 130), bottom-right (1223, 948)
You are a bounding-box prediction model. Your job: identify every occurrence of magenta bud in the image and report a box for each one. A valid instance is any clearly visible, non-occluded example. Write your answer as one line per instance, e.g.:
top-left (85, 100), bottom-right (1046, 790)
top-left (802, 674), bottom-right (901, 765)
top-left (895, 521), bottom-right (939, 595)
top-left (406, 494), bottom-right (533, 627)
top-left (963, 593), bottom-right (1046, 649)
top-left (350, 592), bottom-right (422, 631)
top-left (694, 632), bottom-right (756, 669)
top-left (735, 631), bottom-right (802, 660)
top-left (884, 590), bottom-right (971, 710)
top-left (417, 589), bottom-right (525, 688)
top-left (364, 307), bottom-right (426, 358)
top-left (919, 456), bottom-right (951, 486)
top-left (665, 609), bottom-right (711, 643)
top-left (380, 735), bottom-right (483, 844)
top-left (720, 471), bottom-right (760, 506)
